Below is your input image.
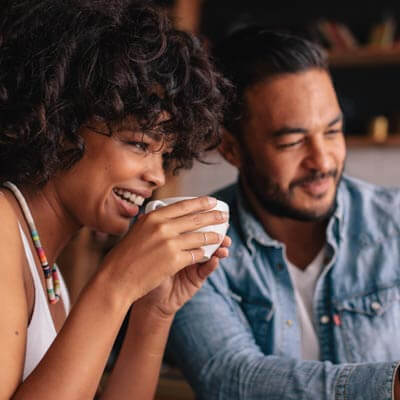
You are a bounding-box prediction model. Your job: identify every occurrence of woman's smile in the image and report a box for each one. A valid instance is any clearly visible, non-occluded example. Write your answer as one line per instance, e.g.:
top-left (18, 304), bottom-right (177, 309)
top-left (112, 188), bottom-right (143, 218)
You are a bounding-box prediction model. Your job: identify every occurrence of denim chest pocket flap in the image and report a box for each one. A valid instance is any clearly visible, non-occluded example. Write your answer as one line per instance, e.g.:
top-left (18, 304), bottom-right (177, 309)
top-left (333, 285), bottom-right (400, 362)
top-left (335, 285), bottom-right (400, 317)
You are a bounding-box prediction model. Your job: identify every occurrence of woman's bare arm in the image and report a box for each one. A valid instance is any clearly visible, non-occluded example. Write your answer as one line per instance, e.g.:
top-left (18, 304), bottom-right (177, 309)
top-left (0, 196), bottom-right (227, 399)
top-left (100, 303), bottom-right (174, 400)
top-left (0, 199), bottom-right (30, 398)
top-left (100, 242), bottom-right (230, 400)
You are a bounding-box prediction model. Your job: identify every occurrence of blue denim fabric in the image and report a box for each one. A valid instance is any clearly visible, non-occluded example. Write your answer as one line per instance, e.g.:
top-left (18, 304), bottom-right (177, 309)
top-left (168, 176), bottom-right (400, 400)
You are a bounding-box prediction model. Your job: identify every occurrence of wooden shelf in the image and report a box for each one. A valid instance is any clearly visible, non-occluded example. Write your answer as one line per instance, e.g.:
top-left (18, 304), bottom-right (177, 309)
top-left (155, 366), bottom-right (195, 400)
top-left (346, 134), bottom-right (400, 147)
top-left (155, 376), bottom-right (194, 400)
top-left (329, 47), bottom-right (400, 67)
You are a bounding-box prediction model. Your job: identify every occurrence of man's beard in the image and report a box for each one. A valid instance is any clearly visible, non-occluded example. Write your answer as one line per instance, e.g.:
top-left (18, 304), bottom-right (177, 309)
top-left (241, 158), bottom-right (343, 222)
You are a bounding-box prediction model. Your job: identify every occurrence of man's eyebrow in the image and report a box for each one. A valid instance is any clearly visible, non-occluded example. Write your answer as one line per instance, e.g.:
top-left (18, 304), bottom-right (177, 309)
top-left (272, 126), bottom-right (308, 137)
top-left (272, 113), bottom-right (343, 138)
top-left (327, 113), bottom-right (343, 127)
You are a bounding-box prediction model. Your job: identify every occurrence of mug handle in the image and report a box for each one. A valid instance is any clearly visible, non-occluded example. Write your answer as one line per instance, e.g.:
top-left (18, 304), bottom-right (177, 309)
top-left (144, 200), bottom-right (167, 213)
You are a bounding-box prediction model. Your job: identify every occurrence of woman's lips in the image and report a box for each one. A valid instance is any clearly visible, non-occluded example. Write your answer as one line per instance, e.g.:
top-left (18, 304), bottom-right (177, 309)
top-left (112, 190), bottom-right (139, 218)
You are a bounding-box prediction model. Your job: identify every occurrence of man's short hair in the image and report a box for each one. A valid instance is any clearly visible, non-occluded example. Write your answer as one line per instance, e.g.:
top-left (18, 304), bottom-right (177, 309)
top-left (213, 27), bottom-right (328, 137)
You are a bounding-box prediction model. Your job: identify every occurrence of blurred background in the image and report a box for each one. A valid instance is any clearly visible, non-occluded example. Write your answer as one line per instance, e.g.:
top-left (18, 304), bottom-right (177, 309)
top-left (152, 0), bottom-right (400, 200)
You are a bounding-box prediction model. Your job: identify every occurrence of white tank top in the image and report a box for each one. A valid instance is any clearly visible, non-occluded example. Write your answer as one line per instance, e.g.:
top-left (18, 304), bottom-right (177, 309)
top-left (19, 224), bottom-right (71, 380)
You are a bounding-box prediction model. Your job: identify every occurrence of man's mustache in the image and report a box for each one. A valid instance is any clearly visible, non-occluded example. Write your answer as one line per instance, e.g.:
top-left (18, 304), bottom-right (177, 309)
top-left (290, 170), bottom-right (338, 189)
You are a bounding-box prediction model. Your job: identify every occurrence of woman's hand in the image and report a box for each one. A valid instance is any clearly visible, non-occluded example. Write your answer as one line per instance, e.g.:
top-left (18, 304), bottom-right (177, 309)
top-left (134, 235), bottom-right (231, 318)
top-left (99, 197), bottom-right (229, 307)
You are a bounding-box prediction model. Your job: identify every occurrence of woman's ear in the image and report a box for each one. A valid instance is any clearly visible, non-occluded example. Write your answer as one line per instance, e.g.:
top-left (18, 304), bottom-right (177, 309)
top-left (218, 128), bottom-right (242, 169)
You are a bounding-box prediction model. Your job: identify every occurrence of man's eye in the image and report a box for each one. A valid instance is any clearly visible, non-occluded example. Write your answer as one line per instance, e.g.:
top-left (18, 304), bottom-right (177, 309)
top-left (277, 139), bottom-right (304, 149)
top-left (326, 129), bottom-right (342, 136)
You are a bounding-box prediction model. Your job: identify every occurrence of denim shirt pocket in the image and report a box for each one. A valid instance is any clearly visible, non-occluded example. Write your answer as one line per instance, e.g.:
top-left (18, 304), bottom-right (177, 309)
top-left (229, 292), bottom-right (275, 353)
top-left (334, 285), bottom-right (400, 362)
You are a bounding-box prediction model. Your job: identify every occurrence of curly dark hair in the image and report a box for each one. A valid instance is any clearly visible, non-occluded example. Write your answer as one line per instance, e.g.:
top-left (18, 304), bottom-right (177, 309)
top-left (0, 0), bottom-right (231, 185)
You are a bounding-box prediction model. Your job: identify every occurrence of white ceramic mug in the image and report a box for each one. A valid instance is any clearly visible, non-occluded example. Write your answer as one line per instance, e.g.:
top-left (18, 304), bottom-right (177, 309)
top-left (145, 196), bottom-right (229, 262)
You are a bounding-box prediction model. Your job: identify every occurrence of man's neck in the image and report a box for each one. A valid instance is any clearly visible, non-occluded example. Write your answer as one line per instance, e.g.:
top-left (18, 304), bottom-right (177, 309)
top-left (241, 184), bottom-right (328, 270)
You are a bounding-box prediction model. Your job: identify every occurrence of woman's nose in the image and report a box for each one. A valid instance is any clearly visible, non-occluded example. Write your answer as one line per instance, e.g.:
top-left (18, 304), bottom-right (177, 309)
top-left (142, 153), bottom-right (166, 188)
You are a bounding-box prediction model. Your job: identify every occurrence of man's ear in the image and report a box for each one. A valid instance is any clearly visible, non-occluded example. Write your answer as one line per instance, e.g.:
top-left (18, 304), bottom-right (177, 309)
top-left (218, 128), bottom-right (242, 169)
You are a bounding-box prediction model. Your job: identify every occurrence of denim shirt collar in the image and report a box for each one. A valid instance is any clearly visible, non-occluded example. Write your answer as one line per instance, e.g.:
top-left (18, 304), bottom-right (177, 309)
top-left (235, 181), bottom-right (345, 256)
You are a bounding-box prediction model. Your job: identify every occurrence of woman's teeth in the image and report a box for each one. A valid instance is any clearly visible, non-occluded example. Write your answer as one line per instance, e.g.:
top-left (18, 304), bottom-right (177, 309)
top-left (113, 188), bottom-right (145, 206)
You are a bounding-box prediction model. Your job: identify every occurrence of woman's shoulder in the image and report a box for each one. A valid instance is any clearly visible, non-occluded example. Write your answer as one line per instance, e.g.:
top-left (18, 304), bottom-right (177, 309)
top-left (0, 189), bottom-right (20, 231)
top-left (0, 189), bottom-right (25, 266)
top-left (0, 189), bottom-right (30, 395)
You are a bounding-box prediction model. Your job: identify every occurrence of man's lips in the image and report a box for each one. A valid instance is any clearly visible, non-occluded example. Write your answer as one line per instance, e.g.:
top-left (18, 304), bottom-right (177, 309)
top-left (298, 177), bottom-right (332, 196)
top-left (291, 170), bottom-right (338, 197)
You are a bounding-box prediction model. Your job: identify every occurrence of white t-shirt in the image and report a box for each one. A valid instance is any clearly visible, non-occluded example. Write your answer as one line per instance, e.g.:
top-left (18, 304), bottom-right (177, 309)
top-left (287, 247), bottom-right (325, 360)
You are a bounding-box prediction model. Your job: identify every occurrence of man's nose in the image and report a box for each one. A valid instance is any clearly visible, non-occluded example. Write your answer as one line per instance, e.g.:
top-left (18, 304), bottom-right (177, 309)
top-left (143, 153), bottom-right (166, 188)
top-left (304, 136), bottom-right (331, 172)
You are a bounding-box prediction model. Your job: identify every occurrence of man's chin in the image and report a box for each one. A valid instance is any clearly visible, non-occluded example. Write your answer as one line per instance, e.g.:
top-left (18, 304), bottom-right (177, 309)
top-left (261, 198), bottom-right (336, 221)
top-left (285, 201), bottom-right (337, 221)
top-left (292, 189), bottom-right (337, 216)
top-left (298, 208), bottom-right (334, 221)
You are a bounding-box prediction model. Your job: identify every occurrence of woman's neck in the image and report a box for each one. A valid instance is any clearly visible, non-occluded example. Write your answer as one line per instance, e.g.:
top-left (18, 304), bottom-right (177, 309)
top-left (15, 181), bottom-right (81, 265)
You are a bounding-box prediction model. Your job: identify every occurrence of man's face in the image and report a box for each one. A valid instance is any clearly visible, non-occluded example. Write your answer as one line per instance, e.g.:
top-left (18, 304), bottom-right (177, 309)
top-left (238, 68), bottom-right (346, 221)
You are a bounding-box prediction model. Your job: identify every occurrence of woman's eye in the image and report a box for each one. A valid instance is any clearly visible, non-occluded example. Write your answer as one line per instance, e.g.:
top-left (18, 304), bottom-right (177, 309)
top-left (128, 141), bottom-right (149, 153)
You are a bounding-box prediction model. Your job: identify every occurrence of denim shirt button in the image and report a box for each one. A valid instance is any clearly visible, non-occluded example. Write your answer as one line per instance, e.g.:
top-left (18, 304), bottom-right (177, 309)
top-left (371, 301), bottom-right (381, 311)
top-left (277, 263), bottom-right (284, 271)
top-left (320, 315), bottom-right (330, 324)
top-left (286, 320), bottom-right (294, 327)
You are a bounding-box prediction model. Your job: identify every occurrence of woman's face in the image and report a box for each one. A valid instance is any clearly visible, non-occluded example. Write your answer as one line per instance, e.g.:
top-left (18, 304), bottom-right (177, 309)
top-left (54, 119), bottom-right (170, 235)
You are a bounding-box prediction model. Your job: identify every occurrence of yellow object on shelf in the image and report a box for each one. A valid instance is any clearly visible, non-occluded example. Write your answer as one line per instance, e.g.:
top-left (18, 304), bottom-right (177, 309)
top-left (368, 115), bottom-right (389, 143)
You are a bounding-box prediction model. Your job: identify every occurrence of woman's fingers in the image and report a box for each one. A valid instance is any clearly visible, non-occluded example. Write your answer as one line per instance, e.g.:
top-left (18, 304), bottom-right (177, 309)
top-left (143, 197), bottom-right (228, 240)
top-left (219, 235), bottom-right (232, 248)
top-left (184, 248), bottom-right (205, 265)
top-left (147, 197), bottom-right (228, 233)
top-left (182, 236), bottom-right (230, 267)
top-left (151, 196), bottom-right (218, 219)
top-left (179, 233), bottom-right (231, 266)
top-left (213, 246), bottom-right (229, 259)
top-left (196, 257), bottom-right (219, 279)
top-left (179, 231), bottom-right (221, 250)
top-left (170, 209), bottom-right (228, 234)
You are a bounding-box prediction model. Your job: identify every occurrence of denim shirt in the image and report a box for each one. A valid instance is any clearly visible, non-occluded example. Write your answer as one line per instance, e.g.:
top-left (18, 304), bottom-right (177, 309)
top-left (168, 176), bottom-right (400, 400)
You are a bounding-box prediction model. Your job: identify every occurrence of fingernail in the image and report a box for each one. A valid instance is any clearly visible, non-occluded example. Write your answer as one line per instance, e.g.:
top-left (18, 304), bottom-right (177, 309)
top-left (207, 197), bottom-right (217, 206)
top-left (217, 211), bottom-right (228, 221)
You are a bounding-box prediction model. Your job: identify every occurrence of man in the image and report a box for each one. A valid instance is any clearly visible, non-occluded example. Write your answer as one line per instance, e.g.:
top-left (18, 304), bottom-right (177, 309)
top-left (167, 28), bottom-right (400, 399)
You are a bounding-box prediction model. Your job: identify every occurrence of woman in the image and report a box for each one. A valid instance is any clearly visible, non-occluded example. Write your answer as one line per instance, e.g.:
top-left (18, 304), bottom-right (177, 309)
top-left (0, 0), bottom-right (231, 398)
